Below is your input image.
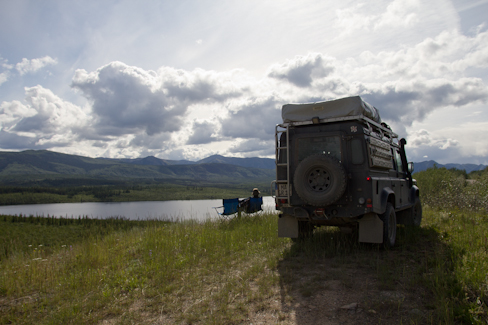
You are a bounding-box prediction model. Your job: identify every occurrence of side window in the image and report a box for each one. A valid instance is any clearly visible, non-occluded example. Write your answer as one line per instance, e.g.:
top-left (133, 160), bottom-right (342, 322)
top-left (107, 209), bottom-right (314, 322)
top-left (391, 149), bottom-right (396, 170)
top-left (394, 149), bottom-right (404, 172)
top-left (351, 138), bottom-right (364, 165)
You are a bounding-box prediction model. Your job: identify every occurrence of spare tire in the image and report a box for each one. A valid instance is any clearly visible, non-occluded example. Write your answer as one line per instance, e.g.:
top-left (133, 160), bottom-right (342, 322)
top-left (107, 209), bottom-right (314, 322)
top-left (293, 155), bottom-right (347, 206)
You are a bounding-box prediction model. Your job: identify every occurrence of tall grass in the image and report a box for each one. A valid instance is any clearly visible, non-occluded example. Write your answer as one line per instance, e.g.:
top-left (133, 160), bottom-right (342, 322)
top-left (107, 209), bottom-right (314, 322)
top-left (420, 209), bottom-right (488, 324)
top-left (0, 213), bottom-right (289, 324)
top-left (0, 214), bottom-right (164, 261)
top-left (415, 167), bottom-right (488, 323)
top-left (415, 166), bottom-right (488, 212)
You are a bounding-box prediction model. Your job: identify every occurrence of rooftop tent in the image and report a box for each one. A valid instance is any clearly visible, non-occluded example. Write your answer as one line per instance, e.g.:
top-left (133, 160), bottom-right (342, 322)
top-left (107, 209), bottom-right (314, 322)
top-left (281, 96), bottom-right (382, 124)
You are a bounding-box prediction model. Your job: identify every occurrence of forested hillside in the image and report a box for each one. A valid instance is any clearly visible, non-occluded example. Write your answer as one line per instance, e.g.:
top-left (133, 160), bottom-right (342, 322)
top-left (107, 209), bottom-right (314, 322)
top-left (0, 150), bottom-right (274, 187)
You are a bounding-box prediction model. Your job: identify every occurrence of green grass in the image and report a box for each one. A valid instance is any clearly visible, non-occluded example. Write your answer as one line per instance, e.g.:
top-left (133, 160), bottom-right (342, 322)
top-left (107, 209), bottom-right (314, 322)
top-left (1, 208), bottom-right (487, 324)
top-left (0, 215), bottom-right (165, 261)
top-left (421, 209), bottom-right (488, 323)
top-left (0, 213), bottom-right (288, 324)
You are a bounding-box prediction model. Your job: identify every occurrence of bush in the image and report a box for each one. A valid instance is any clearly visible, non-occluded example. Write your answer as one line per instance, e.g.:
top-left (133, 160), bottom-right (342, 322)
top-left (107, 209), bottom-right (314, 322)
top-left (414, 166), bottom-right (488, 212)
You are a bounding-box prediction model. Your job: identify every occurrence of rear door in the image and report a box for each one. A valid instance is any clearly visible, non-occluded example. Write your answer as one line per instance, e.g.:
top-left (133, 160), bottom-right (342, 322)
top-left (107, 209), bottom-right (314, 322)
top-left (392, 148), bottom-right (409, 208)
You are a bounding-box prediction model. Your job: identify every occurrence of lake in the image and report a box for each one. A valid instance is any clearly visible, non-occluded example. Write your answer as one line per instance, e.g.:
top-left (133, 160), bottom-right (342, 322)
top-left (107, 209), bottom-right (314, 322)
top-left (0, 196), bottom-right (277, 221)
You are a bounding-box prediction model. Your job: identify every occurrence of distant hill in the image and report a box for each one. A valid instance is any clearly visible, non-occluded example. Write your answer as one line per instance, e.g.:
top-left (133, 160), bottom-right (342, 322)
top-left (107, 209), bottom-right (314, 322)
top-left (196, 155), bottom-right (275, 169)
top-left (0, 150), bottom-right (274, 187)
top-left (413, 160), bottom-right (487, 174)
top-left (105, 156), bottom-right (195, 166)
top-left (105, 154), bottom-right (276, 169)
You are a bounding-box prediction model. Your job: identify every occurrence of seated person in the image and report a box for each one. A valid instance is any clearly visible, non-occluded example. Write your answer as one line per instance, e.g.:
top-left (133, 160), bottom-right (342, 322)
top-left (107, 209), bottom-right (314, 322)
top-left (240, 188), bottom-right (263, 213)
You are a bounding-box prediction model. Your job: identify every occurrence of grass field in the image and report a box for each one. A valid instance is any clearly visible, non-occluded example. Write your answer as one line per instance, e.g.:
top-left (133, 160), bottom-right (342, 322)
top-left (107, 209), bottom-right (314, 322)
top-left (0, 207), bottom-right (487, 324)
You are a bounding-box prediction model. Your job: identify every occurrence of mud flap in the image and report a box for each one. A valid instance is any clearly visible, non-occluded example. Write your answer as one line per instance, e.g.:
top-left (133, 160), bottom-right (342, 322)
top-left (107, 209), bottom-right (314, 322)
top-left (358, 213), bottom-right (383, 243)
top-left (278, 214), bottom-right (299, 238)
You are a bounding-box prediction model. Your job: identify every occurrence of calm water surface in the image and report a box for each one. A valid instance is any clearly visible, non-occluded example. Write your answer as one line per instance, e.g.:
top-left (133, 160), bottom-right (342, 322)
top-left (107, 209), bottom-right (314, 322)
top-left (0, 197), bottom-right (276, 221)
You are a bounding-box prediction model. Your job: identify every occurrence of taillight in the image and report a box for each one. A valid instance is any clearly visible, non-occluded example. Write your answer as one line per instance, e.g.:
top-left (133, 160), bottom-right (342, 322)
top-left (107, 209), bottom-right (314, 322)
top-left (366, 198), bottom-right (372, 208)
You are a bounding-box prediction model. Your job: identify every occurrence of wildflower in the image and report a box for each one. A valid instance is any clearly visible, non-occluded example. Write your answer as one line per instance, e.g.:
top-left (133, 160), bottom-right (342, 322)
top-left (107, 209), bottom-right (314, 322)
top-left (62, 245), bottom-right (66, 248)
top-left (39, 245), bottom-right (43, 247)
top-left (28, 245), bottom-right (32, 247)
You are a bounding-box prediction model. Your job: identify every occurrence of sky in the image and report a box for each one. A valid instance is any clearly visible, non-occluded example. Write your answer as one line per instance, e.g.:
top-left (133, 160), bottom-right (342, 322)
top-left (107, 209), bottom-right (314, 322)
top-left (0, 0), bottom-right (487, 164)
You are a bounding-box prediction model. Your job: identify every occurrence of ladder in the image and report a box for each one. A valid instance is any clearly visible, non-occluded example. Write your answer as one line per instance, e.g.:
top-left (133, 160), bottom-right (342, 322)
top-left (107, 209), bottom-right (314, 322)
top-left (273, 124), bottom-right (291, 203)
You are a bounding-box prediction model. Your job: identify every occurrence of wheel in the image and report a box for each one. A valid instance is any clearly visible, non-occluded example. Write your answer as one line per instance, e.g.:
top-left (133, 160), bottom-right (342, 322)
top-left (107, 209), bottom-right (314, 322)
top-left (380, 203), bottom-right (397, 248)
top-left (405, 197), bottom-right (422, 227)
top-left (293, 155), bottom-right (347, 206)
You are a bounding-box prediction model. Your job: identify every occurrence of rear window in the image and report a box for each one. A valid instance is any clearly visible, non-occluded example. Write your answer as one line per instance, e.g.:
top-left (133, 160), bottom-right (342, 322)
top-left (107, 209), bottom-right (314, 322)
top-left (297, 136), bottom-right (341, 162)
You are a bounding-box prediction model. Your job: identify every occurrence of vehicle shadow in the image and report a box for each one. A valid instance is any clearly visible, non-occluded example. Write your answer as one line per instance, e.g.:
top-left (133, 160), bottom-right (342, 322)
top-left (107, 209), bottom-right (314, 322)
top-left (277, 225), bottom-right (447, 324)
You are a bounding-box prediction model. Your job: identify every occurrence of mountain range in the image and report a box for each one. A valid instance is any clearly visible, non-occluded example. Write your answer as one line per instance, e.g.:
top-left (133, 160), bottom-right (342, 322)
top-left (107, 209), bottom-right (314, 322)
top-left (412, 160), bottom-right (487, 174)
top-left (0, 150), bottom-right (485, 187)
top-left (0, 150), bottom-right (275, 187)
top-left (105, 154), bottom-right (276, 169)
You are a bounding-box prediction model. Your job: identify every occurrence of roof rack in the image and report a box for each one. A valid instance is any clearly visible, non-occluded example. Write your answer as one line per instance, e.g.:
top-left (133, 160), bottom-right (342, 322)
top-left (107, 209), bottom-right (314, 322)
top-left (279, 114), bottom-right (398, 139)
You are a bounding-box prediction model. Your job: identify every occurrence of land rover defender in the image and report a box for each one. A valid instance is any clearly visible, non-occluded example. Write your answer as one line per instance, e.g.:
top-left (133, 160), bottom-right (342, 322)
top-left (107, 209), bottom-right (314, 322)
top-left (273, 96), bottom-right (422, 247)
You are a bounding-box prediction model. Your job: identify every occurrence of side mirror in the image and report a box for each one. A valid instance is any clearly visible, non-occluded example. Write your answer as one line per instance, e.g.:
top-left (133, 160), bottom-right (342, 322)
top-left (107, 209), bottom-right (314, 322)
top-left (408, 162), bottom-right (414, 173)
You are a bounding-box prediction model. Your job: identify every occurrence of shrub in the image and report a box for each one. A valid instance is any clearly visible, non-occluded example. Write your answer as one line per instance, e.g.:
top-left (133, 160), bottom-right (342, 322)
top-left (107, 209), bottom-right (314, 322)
top-left (415, 167), bottom-right (488, 213)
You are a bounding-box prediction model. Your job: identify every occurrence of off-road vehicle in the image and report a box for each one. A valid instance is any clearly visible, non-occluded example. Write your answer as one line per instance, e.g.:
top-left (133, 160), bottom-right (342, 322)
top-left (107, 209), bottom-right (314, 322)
top-left (273, 96), bottom-right (421, 247)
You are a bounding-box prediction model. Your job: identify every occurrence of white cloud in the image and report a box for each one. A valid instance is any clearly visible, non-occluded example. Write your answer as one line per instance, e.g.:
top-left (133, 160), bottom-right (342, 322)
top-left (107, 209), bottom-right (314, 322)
top-left (337, 28), bottom-right (488, 84)
top-left (362, 77), bottom-right (488, 125)
top-left (375, 0), bottom-right (420, 29)
top-left (409, 129), bottom-right (459, 149)
top-left (15, 56), bottom-right (57, 75)
top-left (0, 56), bottom-right (12, 85)
top-left (220, 96), bottom-right (282, 141)
top-left (128, 133), bottom-right (172, 150)
top-left (186, 121), bottom-right (218, 145)
top-left (0, 85), bottom-right (88, 150)
top-left (228, 139), bottom-right (275, 157)
top-left (0, 72), bottom-right (9, 86)
top-left (407, 124), bottom-right (488, 164)
top-left (267, 53), bottom-right (335, 87)
top-left (0, 99), bottom-right (37, 131)
top-left (71, 62), bottom-right (243, 138)
top-left (335, 0), bottom-right (424, 37)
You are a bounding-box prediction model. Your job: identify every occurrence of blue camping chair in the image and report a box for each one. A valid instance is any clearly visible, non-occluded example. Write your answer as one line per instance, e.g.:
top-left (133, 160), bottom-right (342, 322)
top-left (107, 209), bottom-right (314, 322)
top-left (247, 197), bottom-right (263, 213)
top-left (214, 198), bottom-right (240, 219)
top-left (214, 197), bottom-right (263, 219)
